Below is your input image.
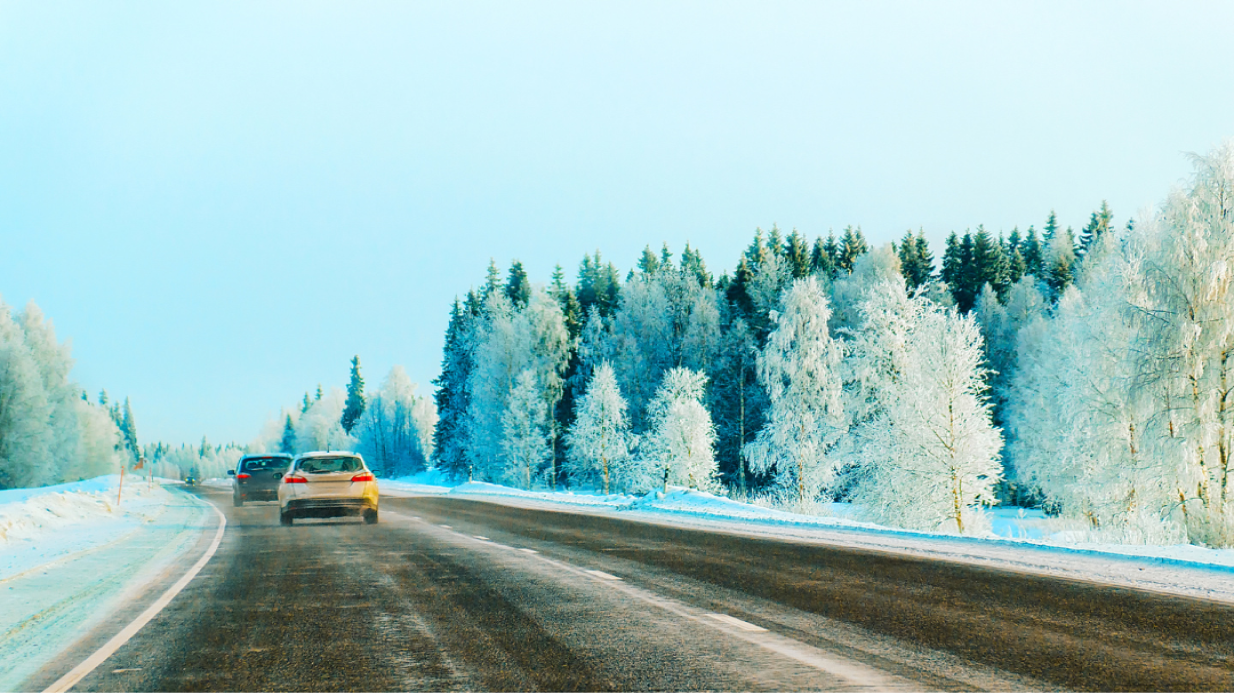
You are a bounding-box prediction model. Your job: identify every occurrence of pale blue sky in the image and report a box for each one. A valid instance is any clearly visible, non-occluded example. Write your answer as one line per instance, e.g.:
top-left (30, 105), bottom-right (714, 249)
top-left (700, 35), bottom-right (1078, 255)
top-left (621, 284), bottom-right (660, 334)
top-left (2, 1), bottom-right (1232, 445)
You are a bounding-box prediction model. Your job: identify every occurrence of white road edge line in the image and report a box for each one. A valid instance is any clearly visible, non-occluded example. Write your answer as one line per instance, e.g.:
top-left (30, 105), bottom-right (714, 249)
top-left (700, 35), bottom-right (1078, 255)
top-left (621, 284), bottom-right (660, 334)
top-left (518, 548), bottom-right (538, 554)
top-left (473, 536), bottom-right (490, 541)
top-left (44, 496), bottom-right (227, 694)
top-left (704, 613), bottom-right (767, 632)
top-left (584, 569), bottom-right (621, 581)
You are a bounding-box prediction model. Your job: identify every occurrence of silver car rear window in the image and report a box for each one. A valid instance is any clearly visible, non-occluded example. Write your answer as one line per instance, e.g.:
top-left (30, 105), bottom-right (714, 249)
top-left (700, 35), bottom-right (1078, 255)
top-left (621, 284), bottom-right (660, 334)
top-left (297, 456), bottom-right (363, 474)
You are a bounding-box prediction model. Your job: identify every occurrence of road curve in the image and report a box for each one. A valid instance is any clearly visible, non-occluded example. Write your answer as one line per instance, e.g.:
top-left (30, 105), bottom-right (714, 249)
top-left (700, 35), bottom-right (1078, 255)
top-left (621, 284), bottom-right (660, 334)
top-left (23, 489), bottom-right (1234, 692)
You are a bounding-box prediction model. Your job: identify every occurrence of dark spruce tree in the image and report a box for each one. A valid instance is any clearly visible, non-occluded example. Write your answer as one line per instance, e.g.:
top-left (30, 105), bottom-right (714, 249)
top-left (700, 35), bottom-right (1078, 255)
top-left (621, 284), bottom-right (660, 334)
top-left (1021, 226), bottom-right (1044, 278)
top-left (681, 242), bottom-right (712, 287)
top-left (483, 260), bottom-right (503, 298)
top-left (636, 245), bottom-right (660, 275)
top-left (725, 256), bottom-right (756, 319)
top-left (505, 260), bottom-right (532, 308)
top-left (341, 355), bottom-right (366, 434)
top-left (810, 236), bottom-right (835, 278)
top-left (784, 229), bottom-right (811, 279)
top-left (1077, 200), bottom-right (1114, 259)
top-left (836, 226), bottom-right (868, 274)
top-left (280, 415), bottom-right (296, 454)
top-left (897, 229), bottom-right (933, 290)
top-left (121, 398), bottom-right (139, 458)
top-left (576, 251), bottom-right (621, 317)
top-left (940, 231), bottom-right (967, 305)
top-left (432, 299), bottom-right (477, 481)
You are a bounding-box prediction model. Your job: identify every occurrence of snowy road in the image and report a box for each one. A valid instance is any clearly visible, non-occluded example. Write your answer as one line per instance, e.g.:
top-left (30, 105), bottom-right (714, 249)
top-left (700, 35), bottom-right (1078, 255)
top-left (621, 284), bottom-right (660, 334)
top-left (21, 488), bottom-right (1234, 692)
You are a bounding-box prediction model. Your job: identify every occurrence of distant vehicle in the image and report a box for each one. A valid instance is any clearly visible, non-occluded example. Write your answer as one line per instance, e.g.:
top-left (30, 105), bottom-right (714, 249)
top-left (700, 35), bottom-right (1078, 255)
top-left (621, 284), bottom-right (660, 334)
top-left (184, 474), bottom-right (198, 487)
top-left (278, 452), bottom-right (378, 526)
top-left (229, 454), bottom-right (294, 507)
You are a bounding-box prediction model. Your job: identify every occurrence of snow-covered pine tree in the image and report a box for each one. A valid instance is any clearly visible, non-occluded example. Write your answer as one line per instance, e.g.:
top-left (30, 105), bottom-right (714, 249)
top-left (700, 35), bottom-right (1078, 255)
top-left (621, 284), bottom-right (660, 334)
top-left (744, 277), bottom-right (846, 511)
top-left (642, 367), bottom-right (717, 493)
top-left (565, 362), bottom-right (633, 494)
top-left (848, 279), bottom-right (1003, 534)
top-left (502, 369), bottom-right (550, 489)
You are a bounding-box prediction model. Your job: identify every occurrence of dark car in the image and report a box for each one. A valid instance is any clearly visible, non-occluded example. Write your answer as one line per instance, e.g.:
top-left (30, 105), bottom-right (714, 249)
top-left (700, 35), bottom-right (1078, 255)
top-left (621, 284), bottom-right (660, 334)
top-left (229, 454), bottom-right (293, 507)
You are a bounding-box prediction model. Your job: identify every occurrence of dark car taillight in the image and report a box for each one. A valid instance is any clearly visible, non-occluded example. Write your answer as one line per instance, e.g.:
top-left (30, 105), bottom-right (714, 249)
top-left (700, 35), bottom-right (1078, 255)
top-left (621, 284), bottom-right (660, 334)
top-left (351, 472), bottom-right (375, 482)
top-left (284, 475), bottom-right (308, 484)
top-left (236, 473), bottom-right (251, 480)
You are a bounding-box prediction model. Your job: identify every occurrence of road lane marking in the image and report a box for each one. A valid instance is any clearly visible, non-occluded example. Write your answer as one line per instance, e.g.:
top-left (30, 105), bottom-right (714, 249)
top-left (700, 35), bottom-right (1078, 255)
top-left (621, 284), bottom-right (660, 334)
top-left (473, 536), bottom-right (490, 541)
top-left (705, 613), bottom-right (767, 632)
top-left (518, 548), bottom-right (538, 554)
top-left (440, 525), bottom-right (452, 529)
top-left (44, 497), bottom-right (227, 694)
top-left (584, 569), bottom-right (621, 581)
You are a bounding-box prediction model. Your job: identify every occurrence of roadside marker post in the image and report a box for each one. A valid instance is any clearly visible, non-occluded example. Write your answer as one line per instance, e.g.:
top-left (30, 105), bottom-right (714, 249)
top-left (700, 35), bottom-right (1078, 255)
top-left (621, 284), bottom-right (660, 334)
top-left (117, 464), bottom-right (125, 506)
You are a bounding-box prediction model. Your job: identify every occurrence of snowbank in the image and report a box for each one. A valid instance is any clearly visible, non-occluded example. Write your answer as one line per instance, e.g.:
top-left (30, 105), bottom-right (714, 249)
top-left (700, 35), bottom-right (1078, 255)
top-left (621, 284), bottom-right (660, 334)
top-left (380, 475), bottom-right (1234, 577)
top-left (0, 475), bottom-right (213, 691)
top-left (0, 474), bottom-right (186, 580)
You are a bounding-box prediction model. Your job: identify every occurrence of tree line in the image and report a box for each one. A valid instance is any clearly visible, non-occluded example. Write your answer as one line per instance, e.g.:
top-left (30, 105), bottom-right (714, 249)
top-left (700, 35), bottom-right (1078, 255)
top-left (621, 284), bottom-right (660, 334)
top-left (432, 142), bottom-right (1234, 546)
top-left (0, 299), bottom-right (138, 489)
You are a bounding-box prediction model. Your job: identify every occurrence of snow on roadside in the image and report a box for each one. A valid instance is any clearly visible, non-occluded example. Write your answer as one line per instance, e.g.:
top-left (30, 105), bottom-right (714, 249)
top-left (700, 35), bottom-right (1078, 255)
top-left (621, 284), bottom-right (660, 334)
top-left (381, 472), bottom-right (1234, 602)
top-left (0, 475), bottom-right (184, 581)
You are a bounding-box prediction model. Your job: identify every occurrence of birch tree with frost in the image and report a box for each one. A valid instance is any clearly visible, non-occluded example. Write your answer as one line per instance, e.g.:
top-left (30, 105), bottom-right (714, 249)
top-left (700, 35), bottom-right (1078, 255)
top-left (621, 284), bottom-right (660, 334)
top-left (565, 362), bottom-right (633, 494)
top-left (744, 277), bottom-right (846, 511)
top-left (643, 367), bottom-right (717, 493)
top-left (849, 279), bottom-right (1003, 534)
top-left (502, 369), bottom-right (550, 489)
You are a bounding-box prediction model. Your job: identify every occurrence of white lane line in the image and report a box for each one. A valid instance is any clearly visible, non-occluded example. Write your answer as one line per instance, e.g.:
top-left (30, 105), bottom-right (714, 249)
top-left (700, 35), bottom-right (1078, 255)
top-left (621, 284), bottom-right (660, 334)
top-left (473, 535), bottom-right (490, 541)
top-left (584, 569), bottom-right (621, 581)
top-left (411, 516), bottom-right (421, 521)
top-left (518, 548), bottom-right (538, 554)
top-left (440, 525), bottom-right (452, 529)
top-left (705, 613), bottom-right (767, 632)
top-left (44, 497), bottom-right (227, 693)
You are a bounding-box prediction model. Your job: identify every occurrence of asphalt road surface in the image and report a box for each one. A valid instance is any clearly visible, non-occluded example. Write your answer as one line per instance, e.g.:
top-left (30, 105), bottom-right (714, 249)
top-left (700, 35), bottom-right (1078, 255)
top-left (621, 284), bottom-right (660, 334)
top-left (23, 488), bottom-right (1234, 692)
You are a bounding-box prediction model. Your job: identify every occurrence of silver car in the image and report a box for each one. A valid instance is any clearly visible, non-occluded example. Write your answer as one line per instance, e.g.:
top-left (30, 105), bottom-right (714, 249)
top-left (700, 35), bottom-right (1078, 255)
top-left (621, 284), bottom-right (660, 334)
top-left (277, 452), bottom-right (379, 525)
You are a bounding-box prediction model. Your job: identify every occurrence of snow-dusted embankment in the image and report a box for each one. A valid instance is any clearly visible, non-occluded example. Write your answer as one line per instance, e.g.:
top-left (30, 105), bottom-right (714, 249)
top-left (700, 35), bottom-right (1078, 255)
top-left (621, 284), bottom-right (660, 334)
top-left (0, 476), bottom-right (213, 691)
top-left (380, 474), bottom-right (1234, 605)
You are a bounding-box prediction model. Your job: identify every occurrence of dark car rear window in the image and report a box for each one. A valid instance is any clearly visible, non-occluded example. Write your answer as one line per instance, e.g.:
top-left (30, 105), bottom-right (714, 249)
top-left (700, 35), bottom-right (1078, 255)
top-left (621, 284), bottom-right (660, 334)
top-left (297, 456), bottom-right (363, 474)
top-left (242, 457), bottom-right (292, 472)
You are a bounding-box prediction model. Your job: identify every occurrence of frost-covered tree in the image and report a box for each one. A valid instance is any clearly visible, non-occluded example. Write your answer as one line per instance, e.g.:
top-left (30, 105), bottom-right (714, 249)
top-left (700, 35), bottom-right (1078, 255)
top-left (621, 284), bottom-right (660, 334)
top-left (847, 280), bottom-right (1003, 534)
top-left (745, 277), bottom-right (846, 510)
top-left (354, 366), bottom-right (431, 478)
top-left (0, 299), bottom-right (52, 488)
top-left (502, 369), bottom-right (551, 489)
top-left (1130, 143), bottom-right (1234, 545)
top-left (642, 367), bottom-right (717, 492)
top-left (829, 244), bottom-right (902, 335)
top-left (606, 273), bottom-right (674, 429)
top-left (468, 288), bottom-right (569, 483)
top-left (565, 362), bottom-right (633, 494)
top-left (295, 387), bottom-right (355, 453)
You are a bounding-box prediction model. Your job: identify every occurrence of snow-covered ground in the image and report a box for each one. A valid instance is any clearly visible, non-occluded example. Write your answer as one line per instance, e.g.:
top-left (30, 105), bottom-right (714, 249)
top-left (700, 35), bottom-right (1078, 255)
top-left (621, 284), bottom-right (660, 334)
top-left (0, 475), bottom-right (213, 690)
top-left (380, 472), bottom-right (1234, 604)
